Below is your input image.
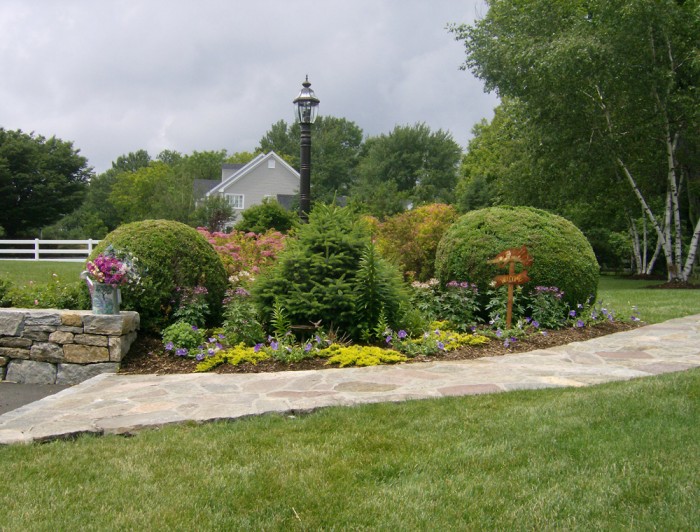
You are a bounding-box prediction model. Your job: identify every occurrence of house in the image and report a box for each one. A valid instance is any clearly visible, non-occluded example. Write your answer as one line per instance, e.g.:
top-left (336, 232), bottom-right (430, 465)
top-left (199, 151), bottom-right (299, 215)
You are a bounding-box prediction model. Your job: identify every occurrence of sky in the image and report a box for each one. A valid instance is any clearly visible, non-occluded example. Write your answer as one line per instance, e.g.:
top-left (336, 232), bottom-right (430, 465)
top-left (0, 0), bottom-right (498, 174)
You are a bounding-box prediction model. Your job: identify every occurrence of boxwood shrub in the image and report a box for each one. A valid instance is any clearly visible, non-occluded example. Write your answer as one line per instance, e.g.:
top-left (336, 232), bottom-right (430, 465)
top-left (90, 219), bottom-right (228, 332)
top-left (434, 206), bottom-right (599, 309)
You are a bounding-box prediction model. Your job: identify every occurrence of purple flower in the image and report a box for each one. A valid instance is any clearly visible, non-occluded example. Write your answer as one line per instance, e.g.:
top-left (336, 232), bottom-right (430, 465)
top-left (631, 316), bottom-right (640, 322)
top-left (385, 335), bottom-right (393, 344)
top-left (270, 341), bottom-right (279, 350)
top-left (165, 341), bottom-right (174, 351)
top-left (569, 310), bottom-right (577, 318)
top-left (576, 319), bottom-right (585, 328)
top-left (208, 348), bottom-right (216, 356)
top-left (192, 325), bottom-right (199, 331)
top-left (437, 341), bottom-right (445, 351)
top-left (196, 352), bottom-right (205, 361)
top-left (254, 343), bottom-right (263, 352)
top-left (397, 330), bottom-right (407, 340)
top-left (532, 320), bottom-right (540, 328)
top-left (496, 329), bottom-right (503, 338)
top-left (208, 337), bottom-right (216, 343)
top-left (175, 348), bottom-right (188, 357)
top-left (304, 343), bottom-right (312, 352)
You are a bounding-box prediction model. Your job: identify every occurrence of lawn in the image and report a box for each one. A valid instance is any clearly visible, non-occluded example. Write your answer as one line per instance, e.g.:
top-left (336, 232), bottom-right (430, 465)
top-left (0, 260), bottom-right (84, 286)
top-left (597, 275), bottom-right (700, 324)
top-left (0, 269), bottom-right (698, 528)
top-left (0, 369), bottom-right (697, 529)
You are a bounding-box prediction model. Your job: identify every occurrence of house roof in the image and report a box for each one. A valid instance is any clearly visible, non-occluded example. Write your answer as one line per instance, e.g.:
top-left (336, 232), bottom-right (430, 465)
top-left (221, 163), bottom-right (246, 172)
top-left (206, 151), bottom-right (299, 197)
top-left (193, 179), bottom-right (220, 199)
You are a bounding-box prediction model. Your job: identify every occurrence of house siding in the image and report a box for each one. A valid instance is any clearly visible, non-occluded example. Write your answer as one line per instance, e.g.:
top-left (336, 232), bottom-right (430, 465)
top-left (218, 161), bottom-right (298, 211)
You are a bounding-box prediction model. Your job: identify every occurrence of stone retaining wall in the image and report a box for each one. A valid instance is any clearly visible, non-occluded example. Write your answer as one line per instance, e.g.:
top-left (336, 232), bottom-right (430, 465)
top-left (0, 309), bottom-right (139, 385)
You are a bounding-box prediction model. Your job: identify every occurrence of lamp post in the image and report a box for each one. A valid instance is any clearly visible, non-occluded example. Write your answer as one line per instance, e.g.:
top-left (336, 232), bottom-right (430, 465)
top-left (293, 76), bottom-right (320, 222)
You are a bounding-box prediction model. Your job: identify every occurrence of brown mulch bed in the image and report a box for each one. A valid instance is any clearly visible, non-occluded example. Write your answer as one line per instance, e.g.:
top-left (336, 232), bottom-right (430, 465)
top-left (119, 320), bottom-right (642, 376)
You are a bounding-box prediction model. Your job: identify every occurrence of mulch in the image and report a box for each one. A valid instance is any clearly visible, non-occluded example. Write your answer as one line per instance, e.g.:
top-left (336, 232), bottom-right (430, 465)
top-left (119, 320), bottom-right (642, 376)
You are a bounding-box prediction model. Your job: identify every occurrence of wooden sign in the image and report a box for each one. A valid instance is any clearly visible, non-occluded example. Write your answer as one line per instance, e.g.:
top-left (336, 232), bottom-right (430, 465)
top-left (487, 245), bottom-right (533, 267)
top-left (488, 246), bottom-right (533, 329)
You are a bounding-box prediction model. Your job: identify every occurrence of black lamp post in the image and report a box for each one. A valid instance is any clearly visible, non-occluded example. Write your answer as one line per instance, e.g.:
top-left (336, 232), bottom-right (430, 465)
top-left (293, 76), bottom-right (320, 222)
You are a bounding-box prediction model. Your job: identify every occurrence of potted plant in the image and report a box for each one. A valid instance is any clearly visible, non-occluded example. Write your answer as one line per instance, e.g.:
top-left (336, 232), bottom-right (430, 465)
top-left (81, 246), bottom-right (142, 314)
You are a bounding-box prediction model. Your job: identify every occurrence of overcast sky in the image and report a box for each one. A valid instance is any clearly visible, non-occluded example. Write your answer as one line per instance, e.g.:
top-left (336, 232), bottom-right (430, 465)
top-left (0, 0), bottom-right (498, 174)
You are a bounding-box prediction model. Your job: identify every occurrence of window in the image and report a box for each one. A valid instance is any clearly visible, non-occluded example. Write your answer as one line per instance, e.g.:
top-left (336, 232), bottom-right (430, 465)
top-left (225, 194), bottom-right (244, 209)
top-left (268, 159), bottom-right (276, 169)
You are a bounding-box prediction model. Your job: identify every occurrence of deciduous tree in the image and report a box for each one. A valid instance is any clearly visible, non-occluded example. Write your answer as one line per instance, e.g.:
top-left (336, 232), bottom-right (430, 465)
top-left (0, 128), bottom-right (90, 236)
top-left (451, 0), bottom-right (700, 281)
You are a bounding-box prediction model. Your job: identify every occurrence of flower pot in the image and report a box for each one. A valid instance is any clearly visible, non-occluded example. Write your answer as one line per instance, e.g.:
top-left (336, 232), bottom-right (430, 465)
top-left (91, 283), bottom-right (121, 315)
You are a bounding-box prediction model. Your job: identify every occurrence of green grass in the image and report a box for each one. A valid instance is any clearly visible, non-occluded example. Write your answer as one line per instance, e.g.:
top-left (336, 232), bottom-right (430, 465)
top-left (1, 369), bottom-right (698, 530)
top-left (597, 276), bottom-right (700, 324)
top-left (0, 260), bottom-right (84, 286)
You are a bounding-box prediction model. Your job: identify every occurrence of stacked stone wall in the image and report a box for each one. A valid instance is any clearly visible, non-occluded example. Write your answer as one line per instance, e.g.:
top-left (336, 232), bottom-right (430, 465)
top-left (0, 309), bottom-right (139, 385)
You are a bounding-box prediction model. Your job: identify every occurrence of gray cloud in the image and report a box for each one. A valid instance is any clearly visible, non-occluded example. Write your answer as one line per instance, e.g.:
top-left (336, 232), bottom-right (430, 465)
top-left (0, 0), bottom-right (498, 173)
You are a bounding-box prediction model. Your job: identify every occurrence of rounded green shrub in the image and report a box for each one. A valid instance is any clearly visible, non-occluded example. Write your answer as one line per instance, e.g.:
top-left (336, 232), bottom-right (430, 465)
top-left (435, 206), bottom-right (599, 308)
top-left (90, 220), bottom-right (228, 332)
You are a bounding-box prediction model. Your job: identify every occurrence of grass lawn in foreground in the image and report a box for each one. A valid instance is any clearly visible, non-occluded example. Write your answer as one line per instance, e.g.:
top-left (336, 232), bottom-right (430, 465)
top-left (597, 275), bottom-right (700, 324)
top-left (1, 369), bottom-right (698, 529)
top-left (0, 260), bottom-right (84, 286)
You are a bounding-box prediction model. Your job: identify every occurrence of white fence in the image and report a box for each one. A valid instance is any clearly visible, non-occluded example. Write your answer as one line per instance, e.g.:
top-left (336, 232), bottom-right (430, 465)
top-left (0, 239), bottom-right (101, 262)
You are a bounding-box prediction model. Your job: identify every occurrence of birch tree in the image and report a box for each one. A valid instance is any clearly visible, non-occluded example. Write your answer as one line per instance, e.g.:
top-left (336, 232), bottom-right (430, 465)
top-left (451, 0), bottom-right (700, 281)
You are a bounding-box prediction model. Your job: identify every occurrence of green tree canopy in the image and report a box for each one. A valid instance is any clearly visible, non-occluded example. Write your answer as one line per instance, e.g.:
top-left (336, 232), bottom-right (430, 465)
top-left (351, 123), bottom-right (462, 218)
top-left (258, 116), bottom-right (364, 203)
top-left (0, 128), bottom-right (91, 237)
top-left (450, 0), bottom-right (700, 281)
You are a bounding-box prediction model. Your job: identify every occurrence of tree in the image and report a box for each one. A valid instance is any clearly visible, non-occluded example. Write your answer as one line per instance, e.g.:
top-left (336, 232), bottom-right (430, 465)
top-left (83, 150), bottom-right (153, 232)
top-left (351, 123), bottom-right (462, 218)
top-left (108, 150), bottom-right (228, 224)
top-left (456, 100), bottom-right (646, 272)
top-left (225, 151), bottom-right (260, 165)
top-left (258, 116), bottom-right (364, 203)
top-left (0, 129), bottom-right (91, 236)
top-left (451, 0), bottom-right (700, 281)
top-left (190, 195), bottom-right (234, 233)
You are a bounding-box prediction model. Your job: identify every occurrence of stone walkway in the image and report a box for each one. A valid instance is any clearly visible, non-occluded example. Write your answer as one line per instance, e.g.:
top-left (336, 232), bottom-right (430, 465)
top-left (1, 315), bottom-right (698, 445)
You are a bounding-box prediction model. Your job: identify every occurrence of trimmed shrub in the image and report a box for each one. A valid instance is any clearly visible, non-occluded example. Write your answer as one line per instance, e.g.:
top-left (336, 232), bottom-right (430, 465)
top-left (90, 220), bottom-right (228, 332)
top-left (373, 203), bottom-right (458, 281)
top-left (253, 204), bottom-right (410, 341)
top-left (435, 206), bottom-right (599, 309)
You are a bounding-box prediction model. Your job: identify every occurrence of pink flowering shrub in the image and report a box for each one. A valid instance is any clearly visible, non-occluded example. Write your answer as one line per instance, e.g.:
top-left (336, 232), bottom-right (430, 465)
top-left (197, 228), bottom-right (288, 281)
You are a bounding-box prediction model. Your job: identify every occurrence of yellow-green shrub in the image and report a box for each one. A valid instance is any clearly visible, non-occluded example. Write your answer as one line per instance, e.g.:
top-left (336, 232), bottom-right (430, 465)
top-left (320, 345), bottom-right (407, 367)
top-left (195, 344), bottom-right (270, 372)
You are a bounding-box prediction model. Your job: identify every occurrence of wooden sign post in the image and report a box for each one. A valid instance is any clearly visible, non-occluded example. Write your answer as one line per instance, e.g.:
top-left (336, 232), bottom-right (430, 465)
top-left (487, 246), bottom-right (533, 329)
